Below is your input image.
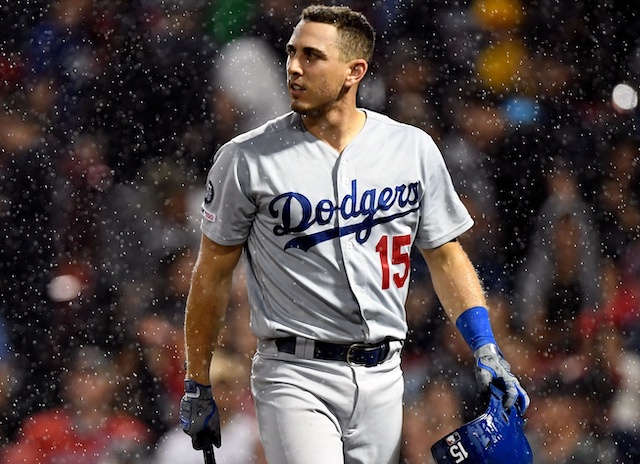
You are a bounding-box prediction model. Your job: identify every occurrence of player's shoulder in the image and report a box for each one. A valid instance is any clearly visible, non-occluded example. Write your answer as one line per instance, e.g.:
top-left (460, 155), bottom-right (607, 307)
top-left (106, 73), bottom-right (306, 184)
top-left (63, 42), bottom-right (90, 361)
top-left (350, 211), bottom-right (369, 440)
top-left (363, 109), bottom-right (435, 142)
top-left (213, 112), bottom-right (299, 162)
top-left (231, 112), bottom-right (300, 147)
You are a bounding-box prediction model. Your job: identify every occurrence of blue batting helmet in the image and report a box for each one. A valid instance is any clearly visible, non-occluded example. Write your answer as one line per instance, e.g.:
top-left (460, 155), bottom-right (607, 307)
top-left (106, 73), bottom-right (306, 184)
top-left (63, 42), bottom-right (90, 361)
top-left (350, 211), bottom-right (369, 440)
top-left (431, 384), bottom-right (533, 464)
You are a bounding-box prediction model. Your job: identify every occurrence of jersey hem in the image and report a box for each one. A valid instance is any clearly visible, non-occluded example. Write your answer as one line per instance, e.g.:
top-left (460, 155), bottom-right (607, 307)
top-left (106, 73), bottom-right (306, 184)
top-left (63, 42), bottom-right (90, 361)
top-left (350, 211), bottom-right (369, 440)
top-left (200, 223), bottom-right (247, 247)
top-left (415, 217), bottom-right (474, 250)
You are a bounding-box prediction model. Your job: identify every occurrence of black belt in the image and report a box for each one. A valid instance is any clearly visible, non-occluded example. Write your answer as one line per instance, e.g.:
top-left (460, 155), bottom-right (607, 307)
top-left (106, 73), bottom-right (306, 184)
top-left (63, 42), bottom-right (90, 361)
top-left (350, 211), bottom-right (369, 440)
top-left (275, 337), bottom-right (393, 367)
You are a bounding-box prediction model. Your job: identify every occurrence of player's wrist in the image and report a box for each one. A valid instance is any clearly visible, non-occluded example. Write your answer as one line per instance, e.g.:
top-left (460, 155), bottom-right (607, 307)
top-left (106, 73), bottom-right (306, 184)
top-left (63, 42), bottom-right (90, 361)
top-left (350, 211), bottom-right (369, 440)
top-left (455, 306), bottom-right (497, 353)
top-left (184, 379), bottom-right (212, 399)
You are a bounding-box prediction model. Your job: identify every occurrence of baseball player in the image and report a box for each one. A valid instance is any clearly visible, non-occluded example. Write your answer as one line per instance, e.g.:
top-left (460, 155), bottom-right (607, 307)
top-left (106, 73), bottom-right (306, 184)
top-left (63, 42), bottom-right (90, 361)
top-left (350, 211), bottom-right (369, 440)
top-left (179, 5), bottom-right (530, 464)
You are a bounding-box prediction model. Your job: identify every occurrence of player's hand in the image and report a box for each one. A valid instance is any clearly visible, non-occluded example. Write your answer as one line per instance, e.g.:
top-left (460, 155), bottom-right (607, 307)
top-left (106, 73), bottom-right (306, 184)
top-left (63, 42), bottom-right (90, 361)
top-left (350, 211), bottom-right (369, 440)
top-left (473, 343), bottom-right (530, 413)
top-left (180, 380), bottom-right (222, 450)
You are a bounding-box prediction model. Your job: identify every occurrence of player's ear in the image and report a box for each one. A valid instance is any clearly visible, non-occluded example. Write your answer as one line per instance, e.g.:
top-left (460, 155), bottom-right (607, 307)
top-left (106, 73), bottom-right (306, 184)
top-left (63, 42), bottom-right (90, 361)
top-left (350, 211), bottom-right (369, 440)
top-left (345, 59), bottom-right (368, 88)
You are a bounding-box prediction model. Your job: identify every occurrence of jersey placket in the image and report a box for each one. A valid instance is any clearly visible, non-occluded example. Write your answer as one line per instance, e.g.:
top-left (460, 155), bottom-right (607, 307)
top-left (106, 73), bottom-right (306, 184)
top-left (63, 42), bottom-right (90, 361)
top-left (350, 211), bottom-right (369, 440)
top-left (335, 152), bottom-right (371, 341)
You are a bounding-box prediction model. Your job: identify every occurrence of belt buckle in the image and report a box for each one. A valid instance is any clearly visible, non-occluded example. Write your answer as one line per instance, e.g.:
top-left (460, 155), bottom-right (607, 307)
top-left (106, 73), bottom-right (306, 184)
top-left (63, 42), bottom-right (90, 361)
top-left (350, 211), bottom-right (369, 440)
top-left (346, 342), bottom-right (377, 366)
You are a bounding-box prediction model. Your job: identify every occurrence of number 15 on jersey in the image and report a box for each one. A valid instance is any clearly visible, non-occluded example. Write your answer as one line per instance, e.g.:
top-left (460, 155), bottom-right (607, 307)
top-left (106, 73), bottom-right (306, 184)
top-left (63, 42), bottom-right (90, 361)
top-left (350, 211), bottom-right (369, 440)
top-left (375, 234), bottom-right (411, 290)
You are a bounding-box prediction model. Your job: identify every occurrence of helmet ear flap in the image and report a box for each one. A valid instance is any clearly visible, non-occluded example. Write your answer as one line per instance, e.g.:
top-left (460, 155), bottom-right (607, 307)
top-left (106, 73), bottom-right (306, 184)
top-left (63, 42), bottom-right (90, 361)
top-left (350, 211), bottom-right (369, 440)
top-left (431, 385), bottom-right (533, 464)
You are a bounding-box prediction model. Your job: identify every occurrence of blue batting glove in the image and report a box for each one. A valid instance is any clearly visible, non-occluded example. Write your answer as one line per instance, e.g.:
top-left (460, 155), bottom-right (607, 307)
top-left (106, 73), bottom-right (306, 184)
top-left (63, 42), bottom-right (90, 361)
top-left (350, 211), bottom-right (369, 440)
top-left (473, 343), bottom-right (530, 414)
top-left (180, 380), bottom-right (222, 450)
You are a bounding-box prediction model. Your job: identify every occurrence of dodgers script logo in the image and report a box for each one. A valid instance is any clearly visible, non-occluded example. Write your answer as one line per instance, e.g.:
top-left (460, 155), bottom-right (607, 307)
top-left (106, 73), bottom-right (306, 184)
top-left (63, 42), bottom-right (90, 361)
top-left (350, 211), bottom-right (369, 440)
top-left (269, 179), bottom-right (421, 251)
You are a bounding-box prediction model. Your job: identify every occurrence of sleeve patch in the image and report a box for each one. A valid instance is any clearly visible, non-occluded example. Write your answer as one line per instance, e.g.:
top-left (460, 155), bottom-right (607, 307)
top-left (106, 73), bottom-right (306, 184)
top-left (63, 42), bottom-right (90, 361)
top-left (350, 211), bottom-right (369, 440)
top-left (201, 207), bottom-right (217, 222)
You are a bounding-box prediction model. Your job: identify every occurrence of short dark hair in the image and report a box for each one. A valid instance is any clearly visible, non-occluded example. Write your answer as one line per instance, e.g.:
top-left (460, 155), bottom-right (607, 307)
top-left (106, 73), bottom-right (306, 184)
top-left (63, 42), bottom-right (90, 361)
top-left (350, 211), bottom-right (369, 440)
top-left (301, 5), bottom-right (375, 63)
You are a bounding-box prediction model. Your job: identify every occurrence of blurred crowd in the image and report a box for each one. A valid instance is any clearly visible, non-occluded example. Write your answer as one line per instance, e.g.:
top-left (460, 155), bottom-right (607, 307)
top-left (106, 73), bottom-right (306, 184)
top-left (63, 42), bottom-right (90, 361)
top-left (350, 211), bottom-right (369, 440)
top-left (1, 0), bottom-right (639, 463)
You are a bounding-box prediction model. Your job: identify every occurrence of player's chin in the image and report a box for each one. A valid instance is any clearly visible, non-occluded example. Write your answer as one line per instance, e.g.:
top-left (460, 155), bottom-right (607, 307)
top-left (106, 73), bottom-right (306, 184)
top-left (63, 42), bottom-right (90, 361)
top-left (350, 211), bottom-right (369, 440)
top-left (291, 100), bottom-right (329, 118)
top-left (290, 100), bottom-right (309, 114)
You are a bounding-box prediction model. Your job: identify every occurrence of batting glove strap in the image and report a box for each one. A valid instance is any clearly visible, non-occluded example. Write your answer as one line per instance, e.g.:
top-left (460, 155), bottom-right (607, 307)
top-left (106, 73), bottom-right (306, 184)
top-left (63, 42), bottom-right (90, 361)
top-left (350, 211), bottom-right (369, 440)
top-left (180, 380), bottom-right (222, 449)
top-left (184, 379), bottom-right (212, 398)
top-left (473, 343), bottom-right (530, 414)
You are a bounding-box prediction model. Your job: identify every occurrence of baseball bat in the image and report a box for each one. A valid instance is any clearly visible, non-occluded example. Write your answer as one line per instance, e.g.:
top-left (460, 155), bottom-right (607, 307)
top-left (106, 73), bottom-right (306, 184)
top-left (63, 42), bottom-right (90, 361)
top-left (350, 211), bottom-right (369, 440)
top-left (203, 444), bottom-right (216, 464)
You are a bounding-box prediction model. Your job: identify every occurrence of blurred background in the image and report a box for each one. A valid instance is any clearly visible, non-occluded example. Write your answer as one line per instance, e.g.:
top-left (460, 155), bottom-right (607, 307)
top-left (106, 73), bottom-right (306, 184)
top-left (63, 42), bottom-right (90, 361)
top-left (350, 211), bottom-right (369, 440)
top-left (0, 0), bottom-right (639, 462)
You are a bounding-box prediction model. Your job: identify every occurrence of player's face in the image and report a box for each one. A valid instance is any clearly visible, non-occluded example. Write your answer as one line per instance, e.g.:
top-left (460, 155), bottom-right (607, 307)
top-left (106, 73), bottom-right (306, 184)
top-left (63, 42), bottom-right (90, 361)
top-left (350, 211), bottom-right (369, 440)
top-left (285, 21), bottom-right (352, 117)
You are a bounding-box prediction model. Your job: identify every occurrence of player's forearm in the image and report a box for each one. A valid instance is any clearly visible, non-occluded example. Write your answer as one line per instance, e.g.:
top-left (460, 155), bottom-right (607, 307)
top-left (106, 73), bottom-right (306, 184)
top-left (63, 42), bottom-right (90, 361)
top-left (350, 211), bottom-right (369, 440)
top-left (184, 268), bottom-right (233, 384)
top-left (420, 241), bottom-right (486, 322)
top-left (184, 237), bottom-right (244, 384)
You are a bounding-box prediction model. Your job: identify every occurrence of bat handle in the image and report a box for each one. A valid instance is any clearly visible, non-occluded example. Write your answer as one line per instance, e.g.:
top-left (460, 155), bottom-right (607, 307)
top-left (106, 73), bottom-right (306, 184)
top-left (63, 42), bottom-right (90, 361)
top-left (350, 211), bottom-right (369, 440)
top-left (203, 445), bottom-right (216, 464)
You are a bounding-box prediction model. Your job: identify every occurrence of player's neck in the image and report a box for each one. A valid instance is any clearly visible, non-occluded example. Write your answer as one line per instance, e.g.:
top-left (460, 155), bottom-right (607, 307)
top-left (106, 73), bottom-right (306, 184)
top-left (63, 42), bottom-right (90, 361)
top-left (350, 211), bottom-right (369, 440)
top-left (301, 106), bottom-right (366, 154)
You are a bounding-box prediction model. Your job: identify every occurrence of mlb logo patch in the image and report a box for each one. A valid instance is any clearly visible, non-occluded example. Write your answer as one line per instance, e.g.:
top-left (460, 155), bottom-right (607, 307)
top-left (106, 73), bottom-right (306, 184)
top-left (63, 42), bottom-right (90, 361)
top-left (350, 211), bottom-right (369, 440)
top-left (446, 432), bottom-right (461, 445)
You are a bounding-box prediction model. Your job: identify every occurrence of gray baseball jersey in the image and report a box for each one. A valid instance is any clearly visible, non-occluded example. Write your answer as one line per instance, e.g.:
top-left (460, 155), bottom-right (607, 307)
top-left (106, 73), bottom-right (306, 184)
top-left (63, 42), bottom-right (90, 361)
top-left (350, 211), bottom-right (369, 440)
top-left (201, 109), bottom-right (473, 344)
